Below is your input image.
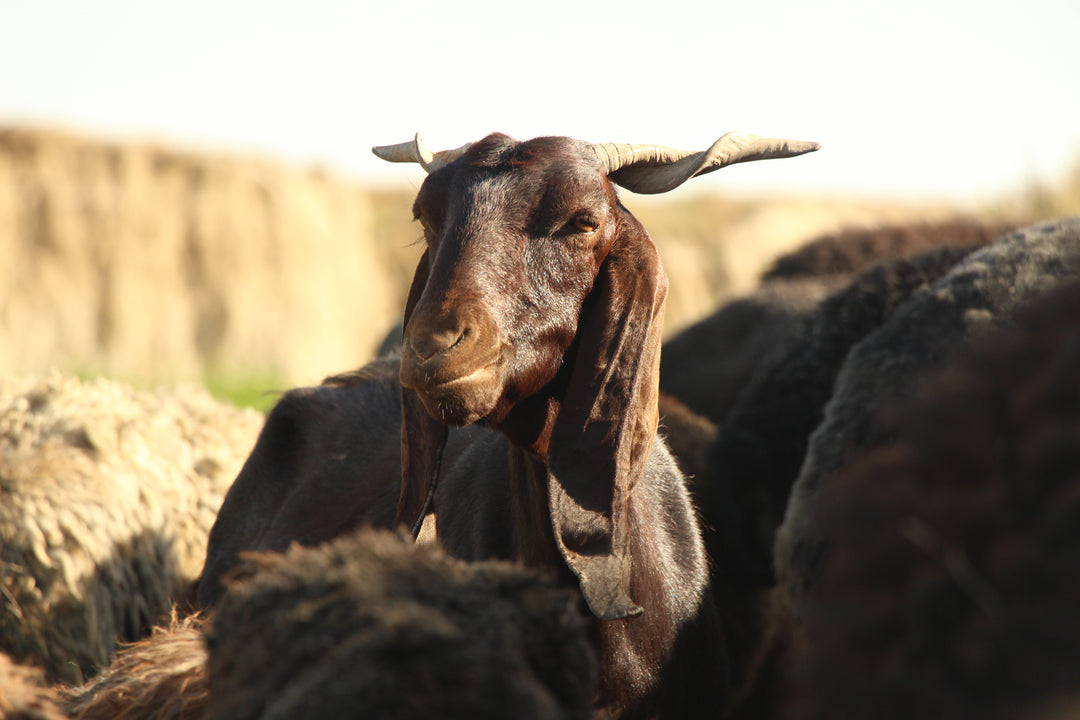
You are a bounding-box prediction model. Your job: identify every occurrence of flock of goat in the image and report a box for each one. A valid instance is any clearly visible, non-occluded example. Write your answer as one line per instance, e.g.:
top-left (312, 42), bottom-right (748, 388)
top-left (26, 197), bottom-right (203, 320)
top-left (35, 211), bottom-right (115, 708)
top-left (2, 130), bottom-right (1080, 719)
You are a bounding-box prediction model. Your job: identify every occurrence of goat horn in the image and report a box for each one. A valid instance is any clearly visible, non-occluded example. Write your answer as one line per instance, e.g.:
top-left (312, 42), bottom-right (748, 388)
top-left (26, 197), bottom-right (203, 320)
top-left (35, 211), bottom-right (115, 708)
top-left (371, 132), bottom-right (471, 173)
top-left (592, 132), bottom-right (820, 194)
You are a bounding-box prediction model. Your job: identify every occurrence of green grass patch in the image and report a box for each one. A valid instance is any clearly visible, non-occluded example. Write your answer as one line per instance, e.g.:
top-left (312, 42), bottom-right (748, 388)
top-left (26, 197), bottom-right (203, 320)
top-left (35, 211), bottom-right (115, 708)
top-left (202, 370), bottom-right (286, 413)
top-left (66, 365), bottom-right (283, 413)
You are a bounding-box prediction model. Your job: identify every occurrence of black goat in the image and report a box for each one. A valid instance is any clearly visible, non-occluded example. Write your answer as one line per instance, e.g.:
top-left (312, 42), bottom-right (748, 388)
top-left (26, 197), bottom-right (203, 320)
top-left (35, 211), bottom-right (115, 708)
top-left (205, 529), bottom-right (597, 720)
top-left (695, 241), bottom-right (996, 713)
top-left (783, 278), bottom-right (1080, 719)
top-left (660, 276), bottom-right (841, 424)
top-left (195, 357), bottom-right (484, 605)
top-left (776, 217), bottom-right (1080, 607)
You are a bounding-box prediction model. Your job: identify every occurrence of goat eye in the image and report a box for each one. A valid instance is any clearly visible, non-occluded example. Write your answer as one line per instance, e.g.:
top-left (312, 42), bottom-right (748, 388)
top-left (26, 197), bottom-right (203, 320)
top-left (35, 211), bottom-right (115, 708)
top-left (415, 215), bottom-right (429, 229)
top-left (572, 217), bottom-right (598, 234)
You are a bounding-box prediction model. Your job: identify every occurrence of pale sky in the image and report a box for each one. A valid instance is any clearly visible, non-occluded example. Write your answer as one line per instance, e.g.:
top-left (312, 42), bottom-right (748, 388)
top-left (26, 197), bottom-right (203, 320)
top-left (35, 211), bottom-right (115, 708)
top-left (2, 0), bottom-right (1079, 203)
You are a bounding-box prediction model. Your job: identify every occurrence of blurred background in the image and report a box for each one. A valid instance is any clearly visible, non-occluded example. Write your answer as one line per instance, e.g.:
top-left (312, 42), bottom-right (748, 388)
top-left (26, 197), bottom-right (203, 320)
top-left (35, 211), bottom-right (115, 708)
top-left (2, 0), bottom-right (1079, 410)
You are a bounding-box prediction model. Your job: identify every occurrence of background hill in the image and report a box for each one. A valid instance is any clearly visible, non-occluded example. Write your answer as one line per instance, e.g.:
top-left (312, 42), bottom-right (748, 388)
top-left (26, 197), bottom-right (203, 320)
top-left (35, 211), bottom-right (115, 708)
top-left (2, 125), bottom-right (1074, 407)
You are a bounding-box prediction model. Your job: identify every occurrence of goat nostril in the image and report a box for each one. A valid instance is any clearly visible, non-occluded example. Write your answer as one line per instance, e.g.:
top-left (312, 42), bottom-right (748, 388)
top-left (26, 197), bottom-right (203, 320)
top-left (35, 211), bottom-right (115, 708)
top-left (409, 326), bottom-right (470, 361)
top-left (452, 327), bottom-right (469, 349)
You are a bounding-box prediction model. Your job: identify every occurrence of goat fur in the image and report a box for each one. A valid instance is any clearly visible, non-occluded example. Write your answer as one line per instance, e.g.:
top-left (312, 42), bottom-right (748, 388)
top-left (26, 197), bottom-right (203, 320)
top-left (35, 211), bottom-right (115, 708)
top-left (695, 241), bottom-right (994, 713)
top-left (781, 279), bottom-right (1080, 719)
top-left (205, 529), bottom-right (597, 720)
top-left (660, 277), bottom-right (842, 424)
top-left (195, 357), bottom-right (486, 606)
top-left (759, 219), bottom-right (1016, 283)
top-left (776, 218), bottom-right (1080, 609)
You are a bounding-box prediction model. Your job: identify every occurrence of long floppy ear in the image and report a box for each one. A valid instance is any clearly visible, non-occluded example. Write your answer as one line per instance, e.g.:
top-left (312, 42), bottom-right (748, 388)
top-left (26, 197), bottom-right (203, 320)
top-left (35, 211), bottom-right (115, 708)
top-left (546, 215), bottom-right (666, 620)
top-left (397, 251), bottom-right (449, 536)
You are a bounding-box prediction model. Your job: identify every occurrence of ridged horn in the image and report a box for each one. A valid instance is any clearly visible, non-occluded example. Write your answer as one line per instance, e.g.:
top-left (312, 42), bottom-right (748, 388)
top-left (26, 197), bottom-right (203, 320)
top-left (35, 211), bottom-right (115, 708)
top-left (591, 132), bottom-right (820, 194)
top-left (371, 132), bottom-right (471, 173)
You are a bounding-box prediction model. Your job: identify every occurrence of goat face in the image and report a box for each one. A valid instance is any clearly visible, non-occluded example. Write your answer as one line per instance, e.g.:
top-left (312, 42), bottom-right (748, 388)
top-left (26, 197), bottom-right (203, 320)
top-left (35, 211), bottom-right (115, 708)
top-left (401, 133), bottom-right (620, 429)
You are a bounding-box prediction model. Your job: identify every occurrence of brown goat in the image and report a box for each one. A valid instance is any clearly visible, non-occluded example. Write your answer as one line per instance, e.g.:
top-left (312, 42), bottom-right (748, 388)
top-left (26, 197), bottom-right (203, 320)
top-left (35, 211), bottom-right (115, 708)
top-left (373, 131), bottom-right (817, 718)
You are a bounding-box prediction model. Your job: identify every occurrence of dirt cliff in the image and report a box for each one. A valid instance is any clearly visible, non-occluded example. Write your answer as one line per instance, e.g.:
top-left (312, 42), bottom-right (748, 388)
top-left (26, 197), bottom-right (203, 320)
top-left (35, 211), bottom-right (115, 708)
top-left (0, 125), bottom-right (963, 390)
top-left (0, 126), bottom-right (419, 387)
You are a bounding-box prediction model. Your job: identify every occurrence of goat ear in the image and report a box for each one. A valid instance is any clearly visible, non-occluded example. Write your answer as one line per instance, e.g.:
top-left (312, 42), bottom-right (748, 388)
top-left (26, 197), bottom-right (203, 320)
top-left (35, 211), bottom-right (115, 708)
top-left (546, 216), bottom-right (666, 620)
top-left (397, 252), bottom-right (449, 536)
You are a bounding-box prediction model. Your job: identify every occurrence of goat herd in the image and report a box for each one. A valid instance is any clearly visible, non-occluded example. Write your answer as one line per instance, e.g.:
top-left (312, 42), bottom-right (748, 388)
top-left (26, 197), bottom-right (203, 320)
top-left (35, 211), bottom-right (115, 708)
top-left (2, 131), bottom-right (1080, 719)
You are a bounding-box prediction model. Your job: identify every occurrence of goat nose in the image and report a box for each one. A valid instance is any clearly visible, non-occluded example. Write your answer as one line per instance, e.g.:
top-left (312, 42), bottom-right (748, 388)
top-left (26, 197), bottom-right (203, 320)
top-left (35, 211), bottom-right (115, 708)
top-left (408, 322), bottom-right (469, 361)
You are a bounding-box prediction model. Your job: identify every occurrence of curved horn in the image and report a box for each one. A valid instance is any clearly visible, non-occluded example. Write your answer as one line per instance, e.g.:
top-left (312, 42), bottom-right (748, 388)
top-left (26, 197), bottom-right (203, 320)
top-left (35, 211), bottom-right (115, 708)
top-left (371, 132), bottom-right (471, 173)
top-left (591, 131), bottom-right (820, 194)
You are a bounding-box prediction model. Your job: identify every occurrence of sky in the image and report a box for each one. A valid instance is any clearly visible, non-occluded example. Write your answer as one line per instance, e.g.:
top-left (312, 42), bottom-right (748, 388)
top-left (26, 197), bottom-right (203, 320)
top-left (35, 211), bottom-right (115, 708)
top-left (2, 0), bottom-right (1079, 203)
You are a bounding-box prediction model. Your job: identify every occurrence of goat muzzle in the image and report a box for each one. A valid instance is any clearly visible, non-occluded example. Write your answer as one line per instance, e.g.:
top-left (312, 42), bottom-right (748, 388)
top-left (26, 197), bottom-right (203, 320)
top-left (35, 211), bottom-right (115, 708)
top-left (400, 307), bottom-right (506, 426)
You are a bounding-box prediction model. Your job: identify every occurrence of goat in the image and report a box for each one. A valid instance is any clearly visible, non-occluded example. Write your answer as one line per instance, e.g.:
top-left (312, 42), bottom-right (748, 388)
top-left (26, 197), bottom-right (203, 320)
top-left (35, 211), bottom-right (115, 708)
top-left (195, 357), bottom-right (488, 606)
top-left (701, 243), bottom-right (989, 587)
top-left (204, 528), bottom-right (596, 720)
top-left (0, 375), bottom-right (261, 684)
top-left (776, 217), bottom-right (1080, 610)
top-left (367, 130), bottom-right (817, 718)
top-left (782, 279), bottom-right (1080, 719)
top-left (689, 241), bottom-right (991, 713)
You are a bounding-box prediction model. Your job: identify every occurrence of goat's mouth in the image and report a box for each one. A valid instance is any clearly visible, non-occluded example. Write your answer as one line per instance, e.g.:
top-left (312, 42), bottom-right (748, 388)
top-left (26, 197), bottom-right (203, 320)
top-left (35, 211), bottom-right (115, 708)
top-left (401, 358), bottom-right (504, 426)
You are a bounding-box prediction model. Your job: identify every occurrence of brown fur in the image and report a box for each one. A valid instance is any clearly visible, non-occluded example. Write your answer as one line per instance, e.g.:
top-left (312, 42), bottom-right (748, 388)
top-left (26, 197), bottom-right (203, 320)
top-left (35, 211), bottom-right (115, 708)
top-left (59, 614), bottom-right (207, 720)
